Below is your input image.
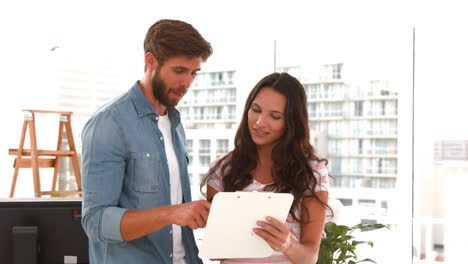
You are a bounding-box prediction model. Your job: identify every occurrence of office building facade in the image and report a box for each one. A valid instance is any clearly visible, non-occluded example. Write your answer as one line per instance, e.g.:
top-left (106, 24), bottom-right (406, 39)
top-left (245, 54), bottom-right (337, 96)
top-left (182, 65), bottom-right (399, 218)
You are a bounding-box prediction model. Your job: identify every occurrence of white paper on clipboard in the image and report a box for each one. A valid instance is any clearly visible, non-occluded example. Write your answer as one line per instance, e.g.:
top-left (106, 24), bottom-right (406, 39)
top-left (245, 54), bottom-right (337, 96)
top-left (198, 191), bottom-right (294, 259)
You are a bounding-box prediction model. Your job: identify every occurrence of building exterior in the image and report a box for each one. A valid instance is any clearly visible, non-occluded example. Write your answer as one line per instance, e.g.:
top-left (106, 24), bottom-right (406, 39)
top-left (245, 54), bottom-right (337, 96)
top-left (279, 63), bottom-right (399, 222)
top-left (177, 70), bottom-right (238, 200)
top-left (178, 70), bottom-right (237, 130)
top-left (182, 64), bottom-right (399, 220)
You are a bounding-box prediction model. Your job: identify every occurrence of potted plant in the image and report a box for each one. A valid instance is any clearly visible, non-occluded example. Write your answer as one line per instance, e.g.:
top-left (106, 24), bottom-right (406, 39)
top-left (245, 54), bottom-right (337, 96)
top-left (318, 221), bottom-right (389, 264)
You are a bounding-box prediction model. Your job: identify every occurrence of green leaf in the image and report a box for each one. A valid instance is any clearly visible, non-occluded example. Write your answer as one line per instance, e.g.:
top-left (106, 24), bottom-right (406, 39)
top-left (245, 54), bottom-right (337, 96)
top-left (318, 221), bottom-right (385, 264)
top-left (356, 258), bottom-right (377, 263)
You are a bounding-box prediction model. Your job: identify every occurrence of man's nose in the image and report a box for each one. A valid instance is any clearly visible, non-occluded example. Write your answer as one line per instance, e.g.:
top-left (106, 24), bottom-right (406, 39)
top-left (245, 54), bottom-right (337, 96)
top-left (180, 74), bottom-right (194, 88)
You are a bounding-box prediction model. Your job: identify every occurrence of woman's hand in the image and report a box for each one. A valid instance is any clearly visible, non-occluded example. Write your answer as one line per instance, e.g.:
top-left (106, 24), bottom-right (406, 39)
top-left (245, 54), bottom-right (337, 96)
top-left (253, 216), bottom-right (293, 252)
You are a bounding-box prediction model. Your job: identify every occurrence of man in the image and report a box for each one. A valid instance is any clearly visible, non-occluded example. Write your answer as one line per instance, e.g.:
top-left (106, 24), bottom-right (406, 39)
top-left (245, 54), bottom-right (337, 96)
top-left (81, 19), bottom-right (212, 263)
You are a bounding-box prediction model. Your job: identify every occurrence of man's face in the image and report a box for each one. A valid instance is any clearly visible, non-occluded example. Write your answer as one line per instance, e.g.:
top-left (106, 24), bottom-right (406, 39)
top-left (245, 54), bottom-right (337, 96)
top-left (151, 55), bottom-right (202, 108)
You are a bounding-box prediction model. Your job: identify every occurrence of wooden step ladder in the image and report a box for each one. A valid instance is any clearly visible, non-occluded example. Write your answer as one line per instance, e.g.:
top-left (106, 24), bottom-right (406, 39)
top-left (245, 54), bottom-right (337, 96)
top-left (8, 110), bottom-right (82, 197)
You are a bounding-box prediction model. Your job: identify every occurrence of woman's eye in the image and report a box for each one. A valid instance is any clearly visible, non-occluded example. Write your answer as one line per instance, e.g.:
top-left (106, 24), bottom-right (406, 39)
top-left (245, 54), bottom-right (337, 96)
top-left (251, 107), bottom-right (260, 113)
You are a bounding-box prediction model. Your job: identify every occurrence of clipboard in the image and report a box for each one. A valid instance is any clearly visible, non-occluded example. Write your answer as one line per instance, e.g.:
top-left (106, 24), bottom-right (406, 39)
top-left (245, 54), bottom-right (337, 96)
top-left (198, 191), bottom-right (294, 259)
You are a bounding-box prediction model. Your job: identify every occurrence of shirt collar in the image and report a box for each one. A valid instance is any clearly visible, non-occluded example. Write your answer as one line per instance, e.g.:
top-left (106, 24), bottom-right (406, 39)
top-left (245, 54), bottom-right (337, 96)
top-left (129, 81), bottom-right (181, 125)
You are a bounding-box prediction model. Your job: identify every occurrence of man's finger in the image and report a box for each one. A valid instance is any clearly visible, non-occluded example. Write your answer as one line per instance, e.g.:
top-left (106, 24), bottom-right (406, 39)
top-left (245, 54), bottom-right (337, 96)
top-left (200, 206), bottom-right (209, 223)
top-left (194, 214), bottom-right (205, 228)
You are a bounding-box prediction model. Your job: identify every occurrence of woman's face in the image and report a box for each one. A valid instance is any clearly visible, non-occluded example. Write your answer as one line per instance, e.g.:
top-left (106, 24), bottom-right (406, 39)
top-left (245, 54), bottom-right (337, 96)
top-left (247, 87), bottom-right (287, 149)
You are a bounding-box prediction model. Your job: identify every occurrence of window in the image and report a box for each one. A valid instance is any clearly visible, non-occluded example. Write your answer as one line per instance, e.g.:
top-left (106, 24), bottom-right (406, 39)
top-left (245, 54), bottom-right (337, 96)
top-left (358, 199), bottom-right (376, 207)
top-left (328, 121), bottom-right (345, 137)
top-left (186, 139), bottom-right (193, 153)
top-left (350, 158), bottom-right (363, 174)
top-left (328, 139), bottom-right (342, 155)
top-left (354, 101), bottom-right (363, 116)
top-left (198, 174), bottom-right (206, 183)
top-left (228, 106), bottom-right (235, 119)
top-left (332, 63), bottom-right (343, 80)
top-left (338, 198), bottom-right (353, 206)
top-left (9, 5), bottom-right (468, 263)
top-left (308, 103), bottom-right (317, 118)
top-left (378, 158), bottom-right (383, 174)
top-left (216, 139), bottom-right (229, 157)
top-left (358, 139), bottom-right (363, 154)
top-left (199, 139), bottom-right (210, 154)
top-left (199, 156), bottom-right (211, 166)
top-left (329, 158), bottom-right (342, 174)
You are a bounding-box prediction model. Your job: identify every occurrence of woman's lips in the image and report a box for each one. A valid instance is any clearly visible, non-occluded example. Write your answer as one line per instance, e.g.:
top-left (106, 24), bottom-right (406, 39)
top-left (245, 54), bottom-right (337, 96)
top-left (253, 128), bottom-right (268, 135)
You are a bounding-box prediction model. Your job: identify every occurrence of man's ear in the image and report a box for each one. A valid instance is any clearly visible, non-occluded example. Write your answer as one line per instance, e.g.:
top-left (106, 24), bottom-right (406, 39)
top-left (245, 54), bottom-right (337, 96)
top-left (144, 52), bottom-right (159, 72)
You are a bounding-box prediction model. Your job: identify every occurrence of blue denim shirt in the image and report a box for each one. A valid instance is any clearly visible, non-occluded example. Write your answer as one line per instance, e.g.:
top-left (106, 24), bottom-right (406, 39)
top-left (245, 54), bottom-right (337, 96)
top-left (81, 81), bottom-right (202, 264)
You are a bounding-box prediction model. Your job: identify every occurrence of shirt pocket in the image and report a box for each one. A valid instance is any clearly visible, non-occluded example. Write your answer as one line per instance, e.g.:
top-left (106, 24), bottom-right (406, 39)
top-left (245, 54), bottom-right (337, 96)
top-left (130, 152), bottom-right (161, 193)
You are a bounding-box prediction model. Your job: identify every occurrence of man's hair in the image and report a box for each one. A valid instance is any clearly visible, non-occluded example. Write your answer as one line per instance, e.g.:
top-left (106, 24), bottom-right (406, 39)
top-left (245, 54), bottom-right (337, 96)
top-left (144, 19), bottom-right (213, 69)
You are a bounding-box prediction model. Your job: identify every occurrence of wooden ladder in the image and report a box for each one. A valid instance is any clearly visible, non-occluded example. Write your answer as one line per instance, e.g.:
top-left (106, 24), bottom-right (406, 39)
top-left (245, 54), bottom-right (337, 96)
top-left (8, 110), bottom-right (82, 197)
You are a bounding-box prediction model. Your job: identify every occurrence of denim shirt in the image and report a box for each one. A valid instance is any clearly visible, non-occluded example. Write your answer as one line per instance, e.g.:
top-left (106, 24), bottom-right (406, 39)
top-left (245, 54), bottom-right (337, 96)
top-left (81, 81), bottom-right (202, 264)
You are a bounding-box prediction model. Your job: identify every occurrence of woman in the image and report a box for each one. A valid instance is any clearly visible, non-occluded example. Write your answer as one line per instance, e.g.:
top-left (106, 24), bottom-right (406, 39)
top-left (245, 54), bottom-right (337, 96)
top-left (201, 72), bottom-right (330, 264)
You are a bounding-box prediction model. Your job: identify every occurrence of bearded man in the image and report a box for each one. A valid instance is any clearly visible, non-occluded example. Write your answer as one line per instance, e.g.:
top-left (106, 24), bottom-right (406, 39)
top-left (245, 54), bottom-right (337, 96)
top-left (81, 19), bottom-right (212, 264)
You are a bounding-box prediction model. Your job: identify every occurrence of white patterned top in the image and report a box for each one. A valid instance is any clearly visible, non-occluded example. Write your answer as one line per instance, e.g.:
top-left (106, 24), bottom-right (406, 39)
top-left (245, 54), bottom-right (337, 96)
top-left (206, 159), bottom-right (329, 264)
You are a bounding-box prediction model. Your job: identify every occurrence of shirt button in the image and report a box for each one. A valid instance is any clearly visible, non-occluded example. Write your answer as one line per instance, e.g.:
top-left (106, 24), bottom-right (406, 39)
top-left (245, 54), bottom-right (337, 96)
top-left (170, 230), bottom-right (173, 234)
top-left (160, 136), bottom-right (163, 141)
top-left (155, 116), bottom-right (159, 120)
top-left (170, 253), bottom-right (173, 258)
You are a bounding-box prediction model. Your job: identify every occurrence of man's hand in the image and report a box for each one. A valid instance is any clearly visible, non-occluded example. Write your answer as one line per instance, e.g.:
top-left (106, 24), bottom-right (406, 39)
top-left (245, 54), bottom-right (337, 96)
top-left (171, 200), bottom-right (211, 229)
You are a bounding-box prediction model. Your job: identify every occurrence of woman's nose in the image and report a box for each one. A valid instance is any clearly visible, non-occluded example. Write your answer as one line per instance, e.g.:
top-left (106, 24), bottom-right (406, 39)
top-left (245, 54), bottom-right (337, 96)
top-left (255, 114), bottom-right (264, 126)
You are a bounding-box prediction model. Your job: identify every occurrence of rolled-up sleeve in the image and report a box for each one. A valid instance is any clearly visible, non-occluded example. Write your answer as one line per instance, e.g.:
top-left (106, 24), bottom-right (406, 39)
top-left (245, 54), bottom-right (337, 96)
top-left (81, 110), bottom-right (128, 243)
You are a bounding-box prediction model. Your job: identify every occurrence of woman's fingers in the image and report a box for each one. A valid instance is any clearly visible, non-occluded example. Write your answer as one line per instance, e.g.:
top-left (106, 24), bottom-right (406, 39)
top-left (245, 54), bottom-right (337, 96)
top-left (254, 216), bottom-right (291, 252)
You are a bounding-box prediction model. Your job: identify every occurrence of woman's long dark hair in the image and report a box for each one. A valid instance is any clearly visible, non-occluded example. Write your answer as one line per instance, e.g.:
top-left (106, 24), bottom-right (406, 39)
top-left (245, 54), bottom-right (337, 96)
top-left (201, 72), bottom-right (330, 223)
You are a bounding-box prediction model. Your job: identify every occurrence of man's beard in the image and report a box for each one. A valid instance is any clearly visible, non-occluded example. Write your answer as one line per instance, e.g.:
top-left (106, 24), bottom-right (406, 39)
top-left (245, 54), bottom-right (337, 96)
top-left (151, 66), bottom-right (174, 108)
